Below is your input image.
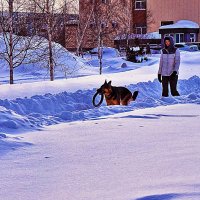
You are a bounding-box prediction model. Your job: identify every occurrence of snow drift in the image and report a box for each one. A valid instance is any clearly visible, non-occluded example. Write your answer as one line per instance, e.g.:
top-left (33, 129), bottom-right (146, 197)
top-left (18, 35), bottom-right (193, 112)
top-left (0, 34), bottom-right (95, 83)
top-left (0, 76), bottom-right (199, 134)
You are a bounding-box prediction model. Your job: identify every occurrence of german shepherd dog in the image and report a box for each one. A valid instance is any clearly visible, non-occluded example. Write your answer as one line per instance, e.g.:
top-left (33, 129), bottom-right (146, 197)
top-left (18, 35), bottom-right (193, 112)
top-left (95, 80), bottom-right (139, 106)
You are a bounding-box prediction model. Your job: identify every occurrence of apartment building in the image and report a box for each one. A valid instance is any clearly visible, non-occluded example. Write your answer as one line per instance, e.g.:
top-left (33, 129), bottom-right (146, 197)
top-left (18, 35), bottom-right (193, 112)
top-left (147, 0), bottom-right (200, 43)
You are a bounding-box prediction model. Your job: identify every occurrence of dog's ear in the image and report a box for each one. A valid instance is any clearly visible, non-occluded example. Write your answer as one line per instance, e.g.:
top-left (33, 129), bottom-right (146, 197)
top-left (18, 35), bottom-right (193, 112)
top-left (104, 79), bottom-right (107, 84)
top-left (108, 81), bottom-right (112, 87)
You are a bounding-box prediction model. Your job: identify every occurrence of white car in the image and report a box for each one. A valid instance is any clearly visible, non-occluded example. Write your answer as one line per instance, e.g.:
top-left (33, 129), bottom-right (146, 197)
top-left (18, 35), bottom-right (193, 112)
top-left (175, 43), bottom-right (199, 52)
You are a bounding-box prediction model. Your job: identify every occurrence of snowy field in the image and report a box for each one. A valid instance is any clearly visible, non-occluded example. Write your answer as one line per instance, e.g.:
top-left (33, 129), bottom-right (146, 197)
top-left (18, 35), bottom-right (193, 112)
top-left (0, 104), bottom-right (200, 200)
top-left (0, 43), bottom-right (200, 200)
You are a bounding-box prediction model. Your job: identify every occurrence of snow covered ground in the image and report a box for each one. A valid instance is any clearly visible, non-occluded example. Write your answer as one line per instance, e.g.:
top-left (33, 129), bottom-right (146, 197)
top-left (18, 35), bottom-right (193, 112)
top-left (0, 104), bottom-right (200, 200)
top-left (0, 42), bottom-right (200, 200)
top-left (0, 75), bottom-right (200, 135)
top-left (0, 34), bottom-right (96, 83)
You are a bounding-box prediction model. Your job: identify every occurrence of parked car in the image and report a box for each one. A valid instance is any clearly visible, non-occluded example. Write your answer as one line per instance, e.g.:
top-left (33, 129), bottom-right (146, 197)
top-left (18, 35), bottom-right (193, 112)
top-left (149, 44), bottom-right (162, 54)
top-left (175, 43), bottom-right (199, 52)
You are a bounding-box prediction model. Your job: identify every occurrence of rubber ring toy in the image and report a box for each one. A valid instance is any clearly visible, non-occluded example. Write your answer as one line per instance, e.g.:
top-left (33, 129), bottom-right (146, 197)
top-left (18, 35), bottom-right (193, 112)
top-left (92, 91), bottom-right (104, 107)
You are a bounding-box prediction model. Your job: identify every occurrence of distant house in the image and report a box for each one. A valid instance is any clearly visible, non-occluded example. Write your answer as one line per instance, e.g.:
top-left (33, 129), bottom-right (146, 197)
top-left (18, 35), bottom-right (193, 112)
top-left (147, 0), bottom-right (200, 42)
top-left (159, 20), bottom-right (200, 45)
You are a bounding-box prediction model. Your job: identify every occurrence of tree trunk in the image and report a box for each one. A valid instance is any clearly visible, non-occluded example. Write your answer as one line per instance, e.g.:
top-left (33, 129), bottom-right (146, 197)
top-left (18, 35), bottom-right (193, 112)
top-left (76, 4), bottom-right (94, 56)
top-left (63, 0), bottom-right (67, 49)
top-left (9, 31), bottom-right (14, 84)
top-left (48, 37), bottom-right (54, 81)
top-left (9, 0), bottom-right (14, 84)
top-left (98, 33), bottom-right (103, 75)
top-left (46, 0), bottom-right (54, 81)
top-left (99, 57), bottom-right (102, 75)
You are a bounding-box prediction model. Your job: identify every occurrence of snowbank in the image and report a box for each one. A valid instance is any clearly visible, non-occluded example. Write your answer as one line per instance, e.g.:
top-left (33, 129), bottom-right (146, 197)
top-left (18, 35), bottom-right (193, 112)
top-left (0, 76), bottom-right (200, 134)
top-left (0, 34), bottom-right (96, 83)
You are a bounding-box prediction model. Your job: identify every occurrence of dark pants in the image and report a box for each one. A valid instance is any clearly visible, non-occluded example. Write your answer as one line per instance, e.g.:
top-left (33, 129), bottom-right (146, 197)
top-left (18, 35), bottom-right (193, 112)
top-left (162, 75), bottom-right (180, 97)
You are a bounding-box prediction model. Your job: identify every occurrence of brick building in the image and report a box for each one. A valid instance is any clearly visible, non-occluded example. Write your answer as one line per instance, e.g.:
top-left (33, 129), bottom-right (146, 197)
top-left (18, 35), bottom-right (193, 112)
top-left (79, 0), bottom-right (147, 50)
top-left (147, 0), bottom-right (200, 43)
top-left (0, 0), bottom-right (148, 51)
top-left (79, 0), bottom-right (200, 49)
top-left (2, 1), bottom-right (200, 51)
top-left (0, 11), bottom-right (78, 50)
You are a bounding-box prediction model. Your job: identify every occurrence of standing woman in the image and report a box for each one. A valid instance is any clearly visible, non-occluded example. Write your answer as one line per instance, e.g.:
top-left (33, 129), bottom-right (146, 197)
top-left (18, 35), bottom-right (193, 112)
top-left (158, 36), bottom-right (180, 97)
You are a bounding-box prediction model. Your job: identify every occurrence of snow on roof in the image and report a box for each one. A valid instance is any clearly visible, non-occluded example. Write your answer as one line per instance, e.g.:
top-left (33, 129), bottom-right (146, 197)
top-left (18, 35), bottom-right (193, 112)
top-left (115, 32), bottom-right (161, 40)
top-left (160, 20), bottom-right (200, 29)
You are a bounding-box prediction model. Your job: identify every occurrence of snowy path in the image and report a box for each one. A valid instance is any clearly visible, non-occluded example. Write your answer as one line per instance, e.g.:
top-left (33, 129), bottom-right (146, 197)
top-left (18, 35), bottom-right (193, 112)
top-left (0, 104), bottom-right (200, 200)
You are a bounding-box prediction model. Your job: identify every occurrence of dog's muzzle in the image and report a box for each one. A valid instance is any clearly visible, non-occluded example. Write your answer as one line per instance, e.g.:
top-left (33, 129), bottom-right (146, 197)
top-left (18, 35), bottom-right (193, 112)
top-left (92, 89), bottom-right (104, 107)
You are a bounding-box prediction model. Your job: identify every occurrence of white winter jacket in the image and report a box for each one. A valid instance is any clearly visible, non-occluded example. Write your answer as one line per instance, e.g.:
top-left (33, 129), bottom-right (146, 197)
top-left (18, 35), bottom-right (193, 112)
top-left (158, 48), bottom-right (180, 76)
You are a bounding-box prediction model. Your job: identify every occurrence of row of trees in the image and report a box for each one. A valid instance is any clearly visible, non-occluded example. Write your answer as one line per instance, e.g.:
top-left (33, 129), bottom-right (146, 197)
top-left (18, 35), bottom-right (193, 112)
top-left (0, 0), bottom-right (78, 84)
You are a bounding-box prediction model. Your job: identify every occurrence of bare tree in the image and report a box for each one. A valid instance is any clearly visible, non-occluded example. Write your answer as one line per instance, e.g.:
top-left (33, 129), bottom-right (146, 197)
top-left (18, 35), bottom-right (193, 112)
top-left (76, 2), bottom-right (94, 56)
top-left (0, 0), bottom-right (84, 83)
top-left (0, 0), bottom-right (44, 84)
top-left (115, 0), bottom-right (133, 48)
top-left (30, 0), bottom-right (78, 81)
top-left (79, 0), bottom-right (124, 74)
top-left (30, 0), bottom-right (59, 81)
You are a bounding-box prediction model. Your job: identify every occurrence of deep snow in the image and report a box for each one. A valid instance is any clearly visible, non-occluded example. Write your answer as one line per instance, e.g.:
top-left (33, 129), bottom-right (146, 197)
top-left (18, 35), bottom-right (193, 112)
top-left (0, 34), bottom-right (96, 83)
top-left (0, 50), bottom-right (200, 157)
top-left (0, 104), bottom-right (200, 200)
top-left (0, 76), bottom-right (200, 135)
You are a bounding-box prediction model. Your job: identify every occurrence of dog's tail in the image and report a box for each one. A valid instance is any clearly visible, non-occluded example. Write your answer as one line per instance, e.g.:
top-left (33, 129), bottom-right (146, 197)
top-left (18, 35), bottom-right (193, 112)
top-left (132, 91), bottom-right (139, 101)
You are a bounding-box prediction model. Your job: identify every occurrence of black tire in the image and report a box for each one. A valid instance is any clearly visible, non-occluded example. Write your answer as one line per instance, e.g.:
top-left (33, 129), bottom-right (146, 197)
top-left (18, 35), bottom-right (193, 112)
top-left (92, 92), bottom-right (104, 107)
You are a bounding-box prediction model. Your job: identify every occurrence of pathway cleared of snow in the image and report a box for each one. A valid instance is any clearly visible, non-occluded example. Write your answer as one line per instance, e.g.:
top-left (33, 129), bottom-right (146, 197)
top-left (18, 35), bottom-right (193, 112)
top-left (0, 104), bottom-right (200, 200)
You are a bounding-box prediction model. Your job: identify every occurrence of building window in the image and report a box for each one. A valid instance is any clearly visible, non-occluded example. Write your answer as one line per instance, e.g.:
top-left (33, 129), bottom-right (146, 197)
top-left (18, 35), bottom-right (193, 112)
top-left (175, 33), bottom-right (184, 43)
top-left (190, 33), bottom-right (196, 42)
top-left (135, 0), bottom-right (146, 10)
top-left (135, 25), bottom-right (147, 34)
top-left (161, 21), bottom-right (174, 26)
